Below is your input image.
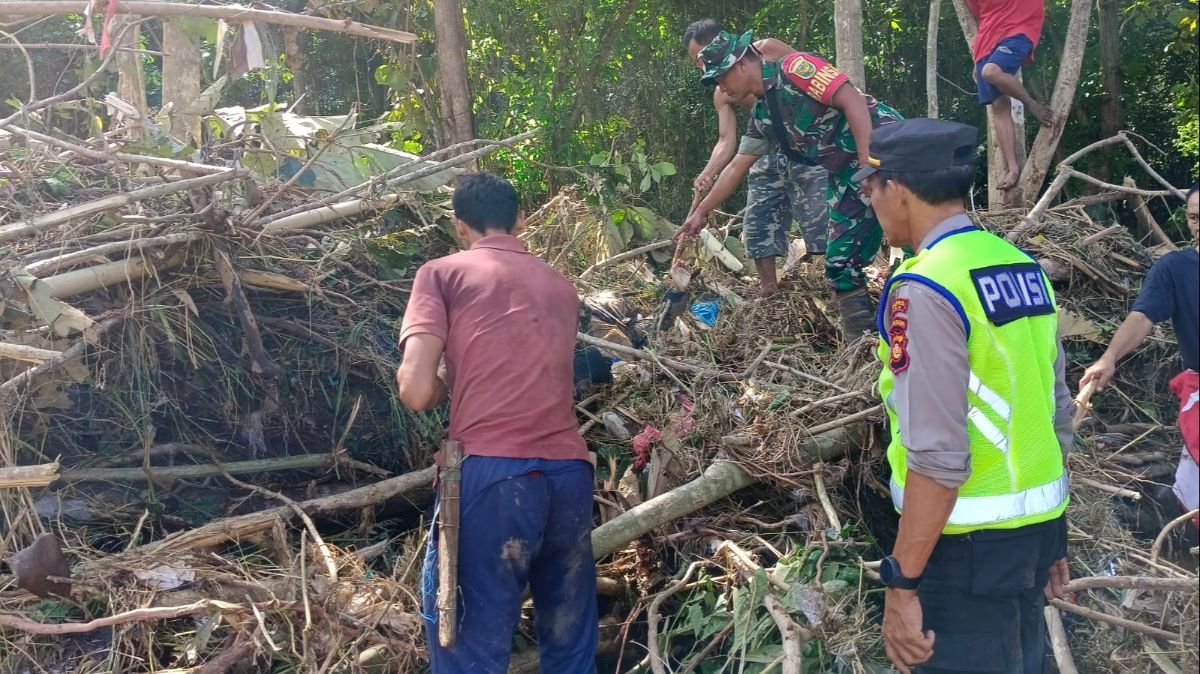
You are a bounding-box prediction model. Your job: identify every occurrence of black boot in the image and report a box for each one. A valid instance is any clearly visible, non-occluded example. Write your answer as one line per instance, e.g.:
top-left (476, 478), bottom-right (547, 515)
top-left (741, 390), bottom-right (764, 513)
top-left (836, 288), bottom-right (876, 341)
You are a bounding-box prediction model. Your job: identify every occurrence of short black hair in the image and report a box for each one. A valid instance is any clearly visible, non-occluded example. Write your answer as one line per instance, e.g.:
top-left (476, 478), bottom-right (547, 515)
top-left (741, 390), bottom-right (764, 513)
top-left (1187, 183), bottom-right (1199, 201)
top-left (682, 19), bottom-right (723, 49)
top-left (876, 165), bottom-right (976, 206)
top-left (452, 172), bottom-right (520, 233)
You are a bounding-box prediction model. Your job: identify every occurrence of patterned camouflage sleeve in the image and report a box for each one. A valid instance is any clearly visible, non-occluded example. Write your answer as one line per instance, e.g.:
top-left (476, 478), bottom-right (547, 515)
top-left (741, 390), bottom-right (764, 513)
top-left (885, 281), bottom-right (972, 489)
top-left (737, 107), bottom-right (772, 157)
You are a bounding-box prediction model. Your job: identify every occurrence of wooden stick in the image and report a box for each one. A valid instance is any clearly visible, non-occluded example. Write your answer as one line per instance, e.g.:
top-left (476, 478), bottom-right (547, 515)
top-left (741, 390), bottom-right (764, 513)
top-left (1074, 475), bottom-right (1141, 500)
top-left (0, 316), bottom-right (121, 400)
top-left (0, 462), bottom-right (60, 489)
top-left (0, 170), bottom-right (245, 243)
top-left (647, 561), bottom-right (704, 674)
top-left (1048, 598), bottom-right (1181, 641)
top-left (805, 405), bottom-right (884, 436)
top-left (1065, 576), bottom-right (1197, 593)
top-left (0, 341), bottom-right (61, 364)
top-left (7, 124), bottom-right (230, 175)
top-left (212, 243), bottom-right (282, 379)
top-left (1150, 509), bottom-right (1200, 564)
top-left (579, 239), bottom-right (674, 280)
top-left (437, 440), bottom-right (463, 648)
top-left (1123, 176), bottom-right (1178, 250)
top-left (1044, 606), bottom-right (1080, 674)
top-left (59, 453), bottom-right (338, 483)
top-left (0, 2), bottom-right (417, 43)
top-left (25, 231), bottom-right (202, 276)
top-left (0, 599), bottom-right (247, 635)
top-left (1072, 380), bottom-right (1097, 431)
top-left (813, 463), bottom-right (842, 532)
top-left (137, 465), bottom-right (436, 554)
top-left (764, 593), bottom-right (805, 674)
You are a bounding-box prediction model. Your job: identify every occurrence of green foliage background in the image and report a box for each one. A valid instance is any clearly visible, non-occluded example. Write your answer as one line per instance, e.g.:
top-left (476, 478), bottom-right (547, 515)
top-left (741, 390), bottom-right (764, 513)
top-left (3, 0), bottom-right (1196, 219)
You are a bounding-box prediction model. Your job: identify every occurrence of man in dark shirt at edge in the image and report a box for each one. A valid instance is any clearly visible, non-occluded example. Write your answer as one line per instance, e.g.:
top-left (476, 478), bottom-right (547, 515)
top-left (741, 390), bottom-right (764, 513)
top-left (397, 172), bottom-right (598, 673)
top-left (1082, 185), bottom-right (1200, 520)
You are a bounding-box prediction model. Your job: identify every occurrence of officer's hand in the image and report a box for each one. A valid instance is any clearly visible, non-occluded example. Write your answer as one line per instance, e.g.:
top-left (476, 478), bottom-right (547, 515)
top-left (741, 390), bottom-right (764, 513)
top-left (883, 588), bottom-right (935, 674)
top-left (693, 172), bottom-right (715, 196)
top-left (675, 211), bottom-right (707, 242)
top-left (1044, 557), bottom-right (1070, 600)
top-left (1080, 358), bottom-right (1116, 391)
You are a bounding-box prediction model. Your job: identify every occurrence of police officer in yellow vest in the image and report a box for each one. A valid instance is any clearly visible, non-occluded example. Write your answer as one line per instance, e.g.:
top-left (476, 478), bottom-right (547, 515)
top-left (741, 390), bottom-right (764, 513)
top-left (857, 118), bottom-right (1073, 674)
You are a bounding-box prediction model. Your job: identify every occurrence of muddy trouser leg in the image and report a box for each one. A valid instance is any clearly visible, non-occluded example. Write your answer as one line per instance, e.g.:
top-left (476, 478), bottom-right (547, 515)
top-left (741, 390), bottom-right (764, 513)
top-left (529, 462), bottom-right (599, 673)
top-left (824, 168), bottom-right (884, 292)
top-left (788, 162), bottom-right (830, 255)
top-left (743, 153), bottom-right (792, 261)
top-left (422, 457), bottom-right (551, 674)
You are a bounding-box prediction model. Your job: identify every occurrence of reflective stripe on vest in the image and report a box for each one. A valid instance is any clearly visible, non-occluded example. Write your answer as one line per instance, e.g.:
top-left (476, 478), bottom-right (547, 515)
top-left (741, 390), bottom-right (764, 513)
top-left (891, 474), bottom-right (1069, 527)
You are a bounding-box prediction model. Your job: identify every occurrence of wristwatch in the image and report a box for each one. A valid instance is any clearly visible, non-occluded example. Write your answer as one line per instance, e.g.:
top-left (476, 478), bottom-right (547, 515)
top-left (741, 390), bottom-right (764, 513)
top-left (880, 555), bottom-right (922, 590)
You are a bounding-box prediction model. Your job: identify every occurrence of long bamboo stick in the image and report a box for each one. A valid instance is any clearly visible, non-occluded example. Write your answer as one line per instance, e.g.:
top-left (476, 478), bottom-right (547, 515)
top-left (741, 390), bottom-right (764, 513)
top-left (59, 453), bottom-right (337, 483)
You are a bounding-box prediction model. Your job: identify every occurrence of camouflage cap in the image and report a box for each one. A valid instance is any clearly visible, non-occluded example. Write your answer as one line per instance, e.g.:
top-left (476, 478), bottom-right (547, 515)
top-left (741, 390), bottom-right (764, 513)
top-left (697, 29), bottom-right (754, 87)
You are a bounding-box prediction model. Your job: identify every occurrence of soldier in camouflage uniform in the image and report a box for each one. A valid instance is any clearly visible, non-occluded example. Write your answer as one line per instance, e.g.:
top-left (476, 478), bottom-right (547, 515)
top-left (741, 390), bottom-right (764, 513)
top-left (684, 20), bottom-right (828, 296)
top-left (678, 28), bottom-right (904, 339)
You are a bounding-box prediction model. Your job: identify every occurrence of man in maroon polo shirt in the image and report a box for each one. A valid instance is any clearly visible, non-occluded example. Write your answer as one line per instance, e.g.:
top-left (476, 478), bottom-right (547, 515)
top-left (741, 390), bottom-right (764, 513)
top-left (397, 172), bottom-right (598, 673)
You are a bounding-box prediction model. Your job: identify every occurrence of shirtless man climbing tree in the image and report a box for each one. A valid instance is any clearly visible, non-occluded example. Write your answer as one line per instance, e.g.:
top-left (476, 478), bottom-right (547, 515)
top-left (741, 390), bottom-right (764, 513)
top-left (685, 19), bottom-right (827, 297)
top-left (967, 0), bottom-right (1056, 191)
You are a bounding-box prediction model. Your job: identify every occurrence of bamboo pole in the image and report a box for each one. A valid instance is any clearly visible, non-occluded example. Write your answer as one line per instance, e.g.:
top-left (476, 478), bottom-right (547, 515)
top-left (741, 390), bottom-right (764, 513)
top-left (0, 2), bottom-right (417, 43)
top-left (7, 125), bottom-right (230, 175)
top-left (59, 453), bottom-right (338, 483)
top-left (25, 231), bottom-right (202, 276)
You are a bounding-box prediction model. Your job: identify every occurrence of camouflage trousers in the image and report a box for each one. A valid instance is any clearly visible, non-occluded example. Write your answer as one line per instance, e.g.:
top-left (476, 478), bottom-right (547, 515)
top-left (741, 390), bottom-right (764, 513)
top-left (744, 152), bottom-right (883, 292)
top-left (825, 164), bottom-right (884, 292)
top-left (744, 152), bottom-right (828, 260)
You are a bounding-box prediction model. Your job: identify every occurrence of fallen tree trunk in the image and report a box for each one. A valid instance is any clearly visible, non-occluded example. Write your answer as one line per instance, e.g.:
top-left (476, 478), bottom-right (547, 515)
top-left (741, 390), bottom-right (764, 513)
top-left (591, 425), bottom-right (866, 559)
top-left (0, 342), bottom-right (61, 364)
top-left (0, 2), bottom-right (417, 44)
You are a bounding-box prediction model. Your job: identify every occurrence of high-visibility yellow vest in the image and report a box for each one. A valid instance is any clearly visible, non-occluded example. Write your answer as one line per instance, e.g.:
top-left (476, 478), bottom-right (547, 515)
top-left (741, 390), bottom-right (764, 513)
top-left (877, 225), bottom-right (1068, 534)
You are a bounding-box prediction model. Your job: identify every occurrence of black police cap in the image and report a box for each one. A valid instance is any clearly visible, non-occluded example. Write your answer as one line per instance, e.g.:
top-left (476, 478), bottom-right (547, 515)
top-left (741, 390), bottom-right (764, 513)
top-left (852, 118), bottom-right (978, 183)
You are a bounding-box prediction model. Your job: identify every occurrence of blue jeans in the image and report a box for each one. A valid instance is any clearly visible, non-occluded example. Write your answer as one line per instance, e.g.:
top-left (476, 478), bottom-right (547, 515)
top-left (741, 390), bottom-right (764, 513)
top-left (975, 35), bottom-right (1035, 105)
top-left (422, 456), bottom-right (598, 674)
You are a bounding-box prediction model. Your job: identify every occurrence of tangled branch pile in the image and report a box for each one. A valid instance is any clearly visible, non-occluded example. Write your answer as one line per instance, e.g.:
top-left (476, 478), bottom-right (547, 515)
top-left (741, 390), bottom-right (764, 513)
top-left (1, 109), bottom-right (1197, 674)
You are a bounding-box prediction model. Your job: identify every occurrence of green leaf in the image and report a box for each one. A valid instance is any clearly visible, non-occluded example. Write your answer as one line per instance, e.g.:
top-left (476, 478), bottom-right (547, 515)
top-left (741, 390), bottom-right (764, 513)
top-left (652, 161), bottom-right (677, 177)
top-left (589, 152), bottom-right (609, 166)
top-left (613, 164), bottom-right (632, 181)
top-left (639, 173), bottom-right (653, 192)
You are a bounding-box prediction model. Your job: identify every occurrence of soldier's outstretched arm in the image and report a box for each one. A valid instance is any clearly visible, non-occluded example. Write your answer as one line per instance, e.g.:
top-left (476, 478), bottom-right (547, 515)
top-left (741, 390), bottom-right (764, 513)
top-left (829, 82), bottom-right (875, 168)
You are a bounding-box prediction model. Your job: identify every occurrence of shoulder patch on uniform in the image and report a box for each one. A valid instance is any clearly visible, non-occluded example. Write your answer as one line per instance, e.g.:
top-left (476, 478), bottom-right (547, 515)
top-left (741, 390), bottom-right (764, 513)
top-left (969, 262), bottom-right (1054, 326)
top-left (888, 298), bottom-right (910, 373)
top-left (789, 55), bottom-right (817, 79)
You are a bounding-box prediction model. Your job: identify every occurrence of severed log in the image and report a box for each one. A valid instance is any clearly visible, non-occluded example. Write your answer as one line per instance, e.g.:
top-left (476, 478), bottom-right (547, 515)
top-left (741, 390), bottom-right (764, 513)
top-left (0, 2), bottom-right (417, 44)
top-left (40, 255), bottom-right (154, 299)
top-left (135, 465), bottom-right (436, 554)
top-left (0, 462), bottom-right (60, 489)
top-left (0, 170), bottom-right (245, 243)
top-left (0, 341), bottom-right (61, 364)
top-left (591, 425), bottom-right (865, 559)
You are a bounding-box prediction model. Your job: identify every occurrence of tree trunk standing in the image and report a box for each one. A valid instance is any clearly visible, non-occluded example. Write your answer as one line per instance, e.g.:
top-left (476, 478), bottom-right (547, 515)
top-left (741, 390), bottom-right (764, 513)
top-left (926, 0), bottom-right (942, 118)
top-left (283, 27), bottom-right (308, 114)
top-left (834, 0), bottom-right (866, 90)
top-left (1015, 0), bottom-right (1094, 206)
top-left (949, 0), bottom-right (1026, 210)
top-left (114, 17), bottom-right (147, 115)
top-left (798, 0), bottom-right (812, 47)
top-left (1096, 0), bottom-right (1123, 184)
top-left (161, 20), bottom-right (201, 144)
top-left (432, 0), bottom-right (475, 160)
